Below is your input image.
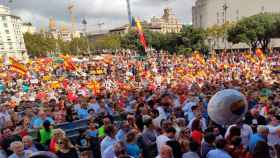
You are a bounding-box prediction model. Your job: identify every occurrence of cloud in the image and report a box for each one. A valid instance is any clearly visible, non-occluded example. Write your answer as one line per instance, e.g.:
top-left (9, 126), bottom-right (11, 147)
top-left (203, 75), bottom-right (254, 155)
top-left (8, 0), bottom-right (195, 31)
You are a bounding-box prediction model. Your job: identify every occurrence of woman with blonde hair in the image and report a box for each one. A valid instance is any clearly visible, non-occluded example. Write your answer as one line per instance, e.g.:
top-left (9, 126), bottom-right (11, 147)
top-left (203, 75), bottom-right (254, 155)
top-left (56, 137), bottom-right (78, 158)
top-left (49, 128), bottom-right (65, 153)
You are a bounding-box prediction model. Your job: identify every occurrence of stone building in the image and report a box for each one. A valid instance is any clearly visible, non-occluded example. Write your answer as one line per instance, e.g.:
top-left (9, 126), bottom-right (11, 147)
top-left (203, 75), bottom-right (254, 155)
top-left (151, 8), bottom-right (183, 33)
top-left (0, 5), bottom-right (26, 58)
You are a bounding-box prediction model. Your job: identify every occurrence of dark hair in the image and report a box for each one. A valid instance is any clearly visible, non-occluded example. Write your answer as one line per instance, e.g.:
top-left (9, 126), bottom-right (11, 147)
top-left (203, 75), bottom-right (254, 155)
top-left (191, 105), bottom-right (198, 111)
top-left (215, 138), bottom-right (227, 149)
top-left (166, 127), bottom-right (176, 134)
top-left (231, 136), bottom-right (242, 147)
top-left (189, 140), bottom-right (199, 152)
top-left (204, 133), bottom-right (216, 144)
top-left (79, 129), bottom-right (87, 135)
top-left (125, 131), bottom-right (136, 143)
top-left (191, 119), bottom-right (201, 131)
top-left (143, 118), bottom-right (153, 127)
top-left (105, 125), bottom-right (115, 137)
top-left (229, 126), bottom-right (241, 138)
top-left (253, 141), bottom-right (270, 158)
top-left (43, 120), bottom-right (51, 132)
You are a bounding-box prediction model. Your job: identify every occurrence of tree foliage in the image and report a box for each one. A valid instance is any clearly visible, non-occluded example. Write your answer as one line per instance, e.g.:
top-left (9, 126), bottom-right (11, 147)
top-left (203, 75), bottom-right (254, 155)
top-left (24, 33), bottom-right (92, 57)
top-left (120, 25), bottom-right (208, 54)
top-left (93, 35), bottom-right (121, 50)
top-left (227, 13), bottom-right (280, 52)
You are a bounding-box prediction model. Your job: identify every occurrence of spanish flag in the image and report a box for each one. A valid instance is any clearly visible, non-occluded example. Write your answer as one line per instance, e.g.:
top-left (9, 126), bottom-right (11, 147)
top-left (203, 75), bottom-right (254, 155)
top-left (9, 57), bottom-right (27, 75)
top-left (134, 18), bottom-right (147, 49)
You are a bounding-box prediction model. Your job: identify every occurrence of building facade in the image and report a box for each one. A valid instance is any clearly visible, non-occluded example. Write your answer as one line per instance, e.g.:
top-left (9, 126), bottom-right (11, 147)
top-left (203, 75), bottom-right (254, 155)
top-left (151, 8), bottom-right (183, 33)
top-left (192, 0), bottom-right (280, 49)
top-left (0, 5), bottom-right (26, 58)
top-left (47, 18), bottom-right (81, 42)
top-left (192, 0), bottom-right (280, 29)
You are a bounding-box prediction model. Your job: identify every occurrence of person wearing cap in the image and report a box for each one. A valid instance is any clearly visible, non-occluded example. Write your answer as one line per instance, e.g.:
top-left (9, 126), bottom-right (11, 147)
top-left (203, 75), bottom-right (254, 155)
top-left (266, 114), bottom-right (280, 146)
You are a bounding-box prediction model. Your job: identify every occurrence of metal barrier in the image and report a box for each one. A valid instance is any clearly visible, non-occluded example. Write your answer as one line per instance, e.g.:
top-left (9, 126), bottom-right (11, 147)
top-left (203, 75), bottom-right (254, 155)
top-left (29, 114), bottom-right (124, 140)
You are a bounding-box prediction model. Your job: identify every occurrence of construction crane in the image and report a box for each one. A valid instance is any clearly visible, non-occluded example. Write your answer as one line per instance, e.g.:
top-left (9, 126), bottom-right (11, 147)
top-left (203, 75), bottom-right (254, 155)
top-left (126, 0), bottom-right (132, 26)
top-left (67, 0), bottom-right (76, 34)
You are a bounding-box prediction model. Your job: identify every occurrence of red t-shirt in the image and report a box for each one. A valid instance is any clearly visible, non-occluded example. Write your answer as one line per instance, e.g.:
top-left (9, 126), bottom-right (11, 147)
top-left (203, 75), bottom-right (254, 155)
top-left (191, 130), bottom-right (203, 144)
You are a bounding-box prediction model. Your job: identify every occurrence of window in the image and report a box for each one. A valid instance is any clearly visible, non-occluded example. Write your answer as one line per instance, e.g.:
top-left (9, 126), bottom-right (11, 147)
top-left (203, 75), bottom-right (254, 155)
top-left (5, 30), bottom-right (9, 34)
top-left (3, 23), bottom-right (8, 28)
top-left (2, 16), bottom-right (6, 21)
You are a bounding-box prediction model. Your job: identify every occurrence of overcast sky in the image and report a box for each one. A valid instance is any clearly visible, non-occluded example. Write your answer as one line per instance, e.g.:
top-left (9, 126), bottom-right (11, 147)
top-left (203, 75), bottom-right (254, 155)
top-left (5, 0), bottom-right (195, 32)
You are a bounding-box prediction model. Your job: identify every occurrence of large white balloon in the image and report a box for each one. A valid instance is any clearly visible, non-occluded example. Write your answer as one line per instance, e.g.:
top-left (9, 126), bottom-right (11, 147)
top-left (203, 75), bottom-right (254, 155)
top-left (207, 89), bottom-right (248, 126)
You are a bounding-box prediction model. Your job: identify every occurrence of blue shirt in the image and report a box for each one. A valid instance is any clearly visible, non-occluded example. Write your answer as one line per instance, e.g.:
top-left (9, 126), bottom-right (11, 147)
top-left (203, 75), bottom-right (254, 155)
top-left (33, 117), bottom-right (54, 128)
top-left (87, 130), bottom-right (98, 138)
top-left (248, 133), bottom-right (266, 152)
top-left (206, 149), bottom-right (232, 158)
top-left (88, 103), bottom-right (100, 113)
top-left (126, 143), bottom-right (141, 158)
top-left (77, 108), bottom-right (89, 119)
top-left (116, 129), bottom-right (126, 141)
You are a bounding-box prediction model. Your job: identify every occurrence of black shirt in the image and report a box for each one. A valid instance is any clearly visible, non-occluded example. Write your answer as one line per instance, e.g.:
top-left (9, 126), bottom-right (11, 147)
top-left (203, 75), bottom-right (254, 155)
top-left (56, 148), bottom-right (79, 158)
top-left (244, 113), bottom-right (267, 125)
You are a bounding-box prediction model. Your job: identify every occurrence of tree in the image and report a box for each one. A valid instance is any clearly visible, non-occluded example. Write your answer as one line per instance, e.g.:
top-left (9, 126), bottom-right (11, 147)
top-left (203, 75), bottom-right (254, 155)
top-left (207, 22), bottom-right (233, 49)
top-left (180, 25), bottom-right (208, 52)
top-left (227, 13), bottom-right (280, 52)
top-left (121, 29), bottom-right (145, 51)
top-left (69, 37), bottom-right (90, 55)
top-left (24, 33), bottom-right (57, 57)
top-left (93, 35), bottom-right (121, 50)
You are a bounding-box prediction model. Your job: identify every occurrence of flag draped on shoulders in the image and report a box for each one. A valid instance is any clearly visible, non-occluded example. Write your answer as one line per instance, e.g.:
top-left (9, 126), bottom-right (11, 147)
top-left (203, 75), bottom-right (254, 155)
top-left (9, 57), bottom-right (28, 75)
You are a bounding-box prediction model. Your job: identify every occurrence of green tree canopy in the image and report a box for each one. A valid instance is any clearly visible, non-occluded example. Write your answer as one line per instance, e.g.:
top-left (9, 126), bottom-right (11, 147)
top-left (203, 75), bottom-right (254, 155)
top-left (227, 13), bottom-right (280, 52)
top-left (93, 35), bottom-right (121, 50)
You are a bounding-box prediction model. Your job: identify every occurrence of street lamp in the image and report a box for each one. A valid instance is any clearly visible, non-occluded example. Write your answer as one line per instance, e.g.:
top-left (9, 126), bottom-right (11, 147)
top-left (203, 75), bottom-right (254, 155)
top-left (222, 1), bottom-right (229, 50)
top-left (82, 18), bottom-right (91, 55)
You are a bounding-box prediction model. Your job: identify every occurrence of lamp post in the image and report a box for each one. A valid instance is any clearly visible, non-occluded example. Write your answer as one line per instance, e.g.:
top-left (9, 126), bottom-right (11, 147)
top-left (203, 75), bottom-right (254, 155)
top-left (82, 18), bottom-right (91, 55)
top-left (222, 1), bottom-right (229, 50)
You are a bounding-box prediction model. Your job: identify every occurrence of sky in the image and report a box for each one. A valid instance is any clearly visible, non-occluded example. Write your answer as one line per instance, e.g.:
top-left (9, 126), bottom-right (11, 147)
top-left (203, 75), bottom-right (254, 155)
top-left (4, 0), bottom-right (195, 32)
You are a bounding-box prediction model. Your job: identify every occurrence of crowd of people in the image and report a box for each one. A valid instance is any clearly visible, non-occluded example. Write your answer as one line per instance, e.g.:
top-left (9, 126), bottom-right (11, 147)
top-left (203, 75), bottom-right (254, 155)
top-left (0, 50), bottom-right (279, 158)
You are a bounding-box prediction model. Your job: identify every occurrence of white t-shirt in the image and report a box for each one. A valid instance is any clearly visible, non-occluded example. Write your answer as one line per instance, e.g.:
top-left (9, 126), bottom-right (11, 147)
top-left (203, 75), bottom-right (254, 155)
top-left (225, 124), bottom-right (253, 147)
top-left (156, 134), bottom-right (170, 152)
top-left (266, 124), bottom-right (280, 146)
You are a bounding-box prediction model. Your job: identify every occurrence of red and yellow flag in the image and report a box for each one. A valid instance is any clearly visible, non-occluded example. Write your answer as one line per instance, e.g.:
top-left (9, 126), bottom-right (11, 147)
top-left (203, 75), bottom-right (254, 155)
top-left (135, 18), bottom-right (148, 49)
top-left (9, 57), bottom-right (27, 75)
